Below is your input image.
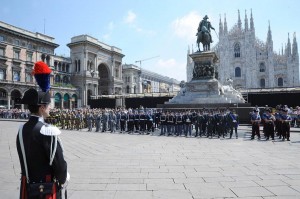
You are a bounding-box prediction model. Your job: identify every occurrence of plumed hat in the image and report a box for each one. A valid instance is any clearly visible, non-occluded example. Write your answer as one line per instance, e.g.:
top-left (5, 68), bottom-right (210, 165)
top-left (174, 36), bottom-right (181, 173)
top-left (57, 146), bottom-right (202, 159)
top-left (20, 61), bottom-right (52, 105)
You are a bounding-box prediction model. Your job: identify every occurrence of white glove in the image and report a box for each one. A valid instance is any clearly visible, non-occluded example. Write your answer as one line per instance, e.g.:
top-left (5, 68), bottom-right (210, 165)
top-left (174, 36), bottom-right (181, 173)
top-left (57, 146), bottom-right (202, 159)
top-left (62, 172), bottom-right (70, 189)
top-left (66, 172), bottom-right (70, 182)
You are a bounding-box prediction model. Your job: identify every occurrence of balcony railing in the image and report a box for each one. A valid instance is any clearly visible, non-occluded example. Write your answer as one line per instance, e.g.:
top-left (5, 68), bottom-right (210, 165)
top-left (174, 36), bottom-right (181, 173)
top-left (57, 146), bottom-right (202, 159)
top-left (52, 83), bottom-right (75, 88)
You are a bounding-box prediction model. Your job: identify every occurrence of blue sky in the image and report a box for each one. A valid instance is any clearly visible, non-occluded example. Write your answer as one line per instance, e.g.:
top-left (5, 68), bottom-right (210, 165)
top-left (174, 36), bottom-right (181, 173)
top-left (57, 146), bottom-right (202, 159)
top-left (1, 0), bottom-right (299, 81)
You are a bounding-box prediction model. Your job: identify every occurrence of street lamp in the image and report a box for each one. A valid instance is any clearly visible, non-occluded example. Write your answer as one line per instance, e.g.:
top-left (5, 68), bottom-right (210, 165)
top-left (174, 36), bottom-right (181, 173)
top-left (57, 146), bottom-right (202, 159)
top-left (91, 70), bottom-right (95, 99)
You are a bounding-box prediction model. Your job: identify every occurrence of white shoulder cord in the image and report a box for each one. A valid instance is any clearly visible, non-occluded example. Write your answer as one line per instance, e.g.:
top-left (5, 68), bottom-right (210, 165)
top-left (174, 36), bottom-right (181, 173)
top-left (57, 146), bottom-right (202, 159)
top-left (18, 125), bottom-right (30, 183)
top-left (57, 137), bottom-right (64, 152)
top-left (49, 135), bottom-right (57, 166)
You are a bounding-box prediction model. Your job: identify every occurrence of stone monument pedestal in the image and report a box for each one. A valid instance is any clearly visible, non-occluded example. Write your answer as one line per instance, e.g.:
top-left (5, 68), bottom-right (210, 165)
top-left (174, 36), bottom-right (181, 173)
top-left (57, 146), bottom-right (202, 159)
top-left (164, 51), bottom-right (245, 105)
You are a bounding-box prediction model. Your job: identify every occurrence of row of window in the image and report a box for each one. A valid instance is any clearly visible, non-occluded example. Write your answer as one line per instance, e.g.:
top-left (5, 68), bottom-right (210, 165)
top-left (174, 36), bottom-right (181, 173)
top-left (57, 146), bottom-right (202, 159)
top-left (126, 85), bottom-right (137, 94)
top-left (260, 78), bottom-right (283, 87)
top-left (0, 46), bottom-right (34, 62)
top-left (0, 69), bottom-right (72, 84)
top-left (0, 34), bottom-right (51, 53)
top-left (234, 63), bottom-right (275, 76)
top-left (124, 76), bottom-right (138, 83)
top-left (54, 61), bottom-right (70, 73)
top-left (74, 60), bottom-right (81, 72)
top-left (0, 47), bottom-right (65, 73)
top-left (234, 64), bottom-right (266, 77)
top-left (54, 75), bottom-right (70, 84)
top-left (234, 67), bottom-right (284, 87)
top-left (0, 69), bottom-right (33, 82)
top-left (233, 43), bottom-right (270, 59)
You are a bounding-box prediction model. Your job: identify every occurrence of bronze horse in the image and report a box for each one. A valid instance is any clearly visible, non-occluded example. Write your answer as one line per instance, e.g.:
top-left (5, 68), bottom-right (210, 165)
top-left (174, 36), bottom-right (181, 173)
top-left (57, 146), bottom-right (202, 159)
top-left (196, 31), bottom-right (211, 52)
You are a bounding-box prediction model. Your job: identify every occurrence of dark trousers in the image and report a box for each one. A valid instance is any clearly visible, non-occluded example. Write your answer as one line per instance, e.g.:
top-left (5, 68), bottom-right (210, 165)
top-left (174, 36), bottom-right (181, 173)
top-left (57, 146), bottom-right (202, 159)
top-left (134, 120), bottom-right (139, 131)
top-left (216, 124), bottom-right (224, 138)
top-left (251, 123), bottom-right (260, 139)
top-left (207, 124), bottom-right (214, 138)
top-left (281, 123), bottom-right (290, 139)
top-left (265, 123), bottom-right (275, 139)
top-left (194, 123), bottom-right (201, 136)
top-left (230, 124), bottom-right (238, 138)
top-left (276, 121), bottom-right (282, 137)
top-left (176, 124), bottom-right (183, 136)
top-left (128, 121), bottom-right (134, 132)
top-left (201, 123), bottom-right (207, 136)
top-left (140, 120), bottom-right (146, 132)
top-left (120, 120), bottom-right (126, 131)
top-left (146, 121), bottom-right (154, 132)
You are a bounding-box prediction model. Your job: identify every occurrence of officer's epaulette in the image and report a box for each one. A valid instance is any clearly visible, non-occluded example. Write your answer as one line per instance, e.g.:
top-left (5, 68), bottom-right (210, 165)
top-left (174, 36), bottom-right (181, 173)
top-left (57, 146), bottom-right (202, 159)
top-left (40, 125), bottom-right (61, 136)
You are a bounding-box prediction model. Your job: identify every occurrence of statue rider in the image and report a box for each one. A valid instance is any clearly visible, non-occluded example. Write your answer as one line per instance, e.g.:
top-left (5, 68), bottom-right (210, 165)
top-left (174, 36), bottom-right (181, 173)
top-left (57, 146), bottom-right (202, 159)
top-left (196, 15), bottom-right (215, 43)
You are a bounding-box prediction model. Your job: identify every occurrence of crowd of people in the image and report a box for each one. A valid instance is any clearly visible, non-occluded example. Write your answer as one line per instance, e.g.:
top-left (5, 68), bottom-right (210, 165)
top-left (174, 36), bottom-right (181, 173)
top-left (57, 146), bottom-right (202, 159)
top-left (41, 107), bottom-right (239, 139)
top-left (0, 108), bottom-right (30, 119)
top-left (2, 105), bottom-right (299, 141)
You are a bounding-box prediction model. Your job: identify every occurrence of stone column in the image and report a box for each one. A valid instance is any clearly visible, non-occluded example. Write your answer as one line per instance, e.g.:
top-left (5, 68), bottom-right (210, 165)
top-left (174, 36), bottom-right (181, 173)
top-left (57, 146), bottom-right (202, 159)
top-left (139, 77), bottom-right (143, 93)
top-left (83, 84), bottom-right (86, 107)
top-left (20, 94), bottom-right (24, 110)
top-left (61, 99), bottom-right (64, 109)
top-left (69, 99), bottom-right (72, 109)
top-left (50, 97), bottom-right (55, 109)
top-left (7, 93), bottom-right (11, 110)
top-left (95, 85), bottom-right (98, 99)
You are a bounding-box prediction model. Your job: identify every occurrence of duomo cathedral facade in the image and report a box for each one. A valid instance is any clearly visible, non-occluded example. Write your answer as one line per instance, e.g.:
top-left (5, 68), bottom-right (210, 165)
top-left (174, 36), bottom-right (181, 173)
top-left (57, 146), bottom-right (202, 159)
top-left (187, 10), bottom-right (299, 89)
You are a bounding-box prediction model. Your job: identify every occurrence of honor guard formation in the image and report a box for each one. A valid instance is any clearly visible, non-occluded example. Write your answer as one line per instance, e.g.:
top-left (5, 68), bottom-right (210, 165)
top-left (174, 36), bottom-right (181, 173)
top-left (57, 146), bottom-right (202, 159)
top-left (3, 104), bottom-right (299, 142)
top-left (42, 107), bottom-right (241, 139)
top-left (2, 103), bottom-right (299, 142)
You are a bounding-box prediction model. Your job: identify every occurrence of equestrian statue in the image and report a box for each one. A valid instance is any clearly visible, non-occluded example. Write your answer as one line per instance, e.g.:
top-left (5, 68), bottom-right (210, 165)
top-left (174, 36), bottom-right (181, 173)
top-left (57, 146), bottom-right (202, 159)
top-left (196, 15), bottom-right (215, 52)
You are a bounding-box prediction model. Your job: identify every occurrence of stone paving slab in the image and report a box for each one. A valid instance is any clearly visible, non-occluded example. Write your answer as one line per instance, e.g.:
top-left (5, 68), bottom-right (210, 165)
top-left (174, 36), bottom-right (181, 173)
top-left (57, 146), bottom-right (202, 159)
top-left (1, 121), bottom-right (300, 199)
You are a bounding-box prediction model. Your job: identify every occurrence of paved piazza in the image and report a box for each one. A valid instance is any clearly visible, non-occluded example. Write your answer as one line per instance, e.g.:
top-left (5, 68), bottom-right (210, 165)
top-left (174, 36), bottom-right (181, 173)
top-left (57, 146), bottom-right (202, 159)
top-left (1, 121), bottom-right (300, 199)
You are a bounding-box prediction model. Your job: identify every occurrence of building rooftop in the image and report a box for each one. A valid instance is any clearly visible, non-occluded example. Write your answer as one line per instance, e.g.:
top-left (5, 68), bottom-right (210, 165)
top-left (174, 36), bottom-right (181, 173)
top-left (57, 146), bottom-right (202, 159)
top-left (70, 34), bottom-right (122, 54)
top-left (0, 20), bottom-right (56, 44)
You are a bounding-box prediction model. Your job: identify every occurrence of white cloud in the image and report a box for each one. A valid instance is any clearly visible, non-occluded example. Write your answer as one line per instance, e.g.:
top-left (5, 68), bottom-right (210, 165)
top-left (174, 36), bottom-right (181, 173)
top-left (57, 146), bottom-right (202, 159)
top-left (108, 21), bottom-right (115, 31)
top-left (124, 10), bottom-right (136, 24)
top-left (171, 11), bottom-right (201, 42)
top-left (123, 10), bottom-right (156, 37)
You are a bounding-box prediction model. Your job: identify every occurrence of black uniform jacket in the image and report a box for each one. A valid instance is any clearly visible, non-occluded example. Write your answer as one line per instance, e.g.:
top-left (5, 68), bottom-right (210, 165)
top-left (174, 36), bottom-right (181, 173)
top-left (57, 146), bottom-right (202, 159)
top-left (16, 116), bottom-right (67, 186)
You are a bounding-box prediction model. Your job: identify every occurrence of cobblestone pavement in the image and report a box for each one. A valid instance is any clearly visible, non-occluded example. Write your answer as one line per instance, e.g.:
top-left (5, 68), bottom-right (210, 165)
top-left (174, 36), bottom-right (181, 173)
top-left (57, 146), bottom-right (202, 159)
top-left (1, 121), bottom-right (300, 199)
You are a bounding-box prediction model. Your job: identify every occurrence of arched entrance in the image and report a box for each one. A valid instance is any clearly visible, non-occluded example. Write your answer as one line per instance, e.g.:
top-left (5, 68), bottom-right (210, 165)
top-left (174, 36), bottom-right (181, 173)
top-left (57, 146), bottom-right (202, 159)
top-left (54, 93), bottom-right (62, 108)
top-left (0, 88), bottom-right (8, 107)
top-left (11, 89), bottom-right (21, 108)
top-left (63, 93), bottom-right (70, 109)
top-left (98, 63), bottom-right (110, 95)
top-left (72, 94), bottom-right (78, 109)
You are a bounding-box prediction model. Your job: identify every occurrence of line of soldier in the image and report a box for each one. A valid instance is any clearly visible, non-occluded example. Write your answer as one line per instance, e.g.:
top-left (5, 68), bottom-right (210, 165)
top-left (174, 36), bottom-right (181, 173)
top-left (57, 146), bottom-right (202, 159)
top-left (250, 105), bottom-right (293, 141)
top-left (158, 109), bottom-right (239, 139)
top-left (44, 108), bottom-right (239, 139)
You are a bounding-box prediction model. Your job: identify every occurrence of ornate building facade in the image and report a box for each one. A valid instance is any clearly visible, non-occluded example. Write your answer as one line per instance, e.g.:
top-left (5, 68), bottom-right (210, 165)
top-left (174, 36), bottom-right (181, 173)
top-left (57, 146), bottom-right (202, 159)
top-left (0, 21), bottom-right (77, 109)
top-left (0, 20), bottom-right (180, 109)
top-left (187, 10), bottom-right (299, 89)
top-left (67, 35), bottom-right (124, 107)
top-left (122, 64), bottom-right (180, 94)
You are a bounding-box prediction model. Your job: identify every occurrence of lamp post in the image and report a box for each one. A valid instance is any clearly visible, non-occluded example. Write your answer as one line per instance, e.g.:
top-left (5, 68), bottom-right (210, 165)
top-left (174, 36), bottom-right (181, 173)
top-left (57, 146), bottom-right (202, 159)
top-left (60, 78), bottom-right (63, 109)
top-left (91, 70), bottom-right (95, 99)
